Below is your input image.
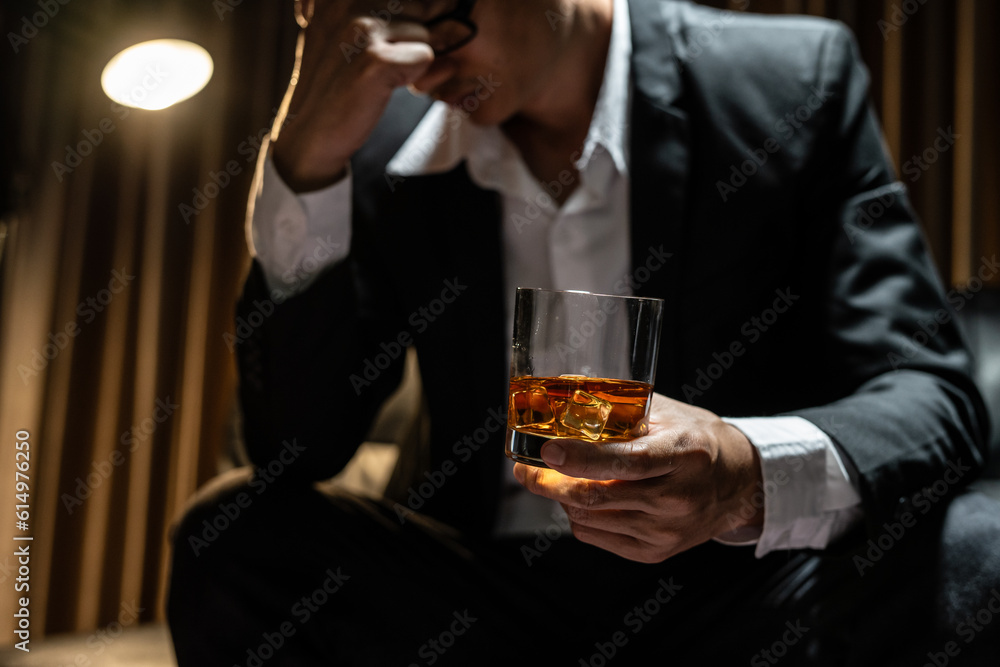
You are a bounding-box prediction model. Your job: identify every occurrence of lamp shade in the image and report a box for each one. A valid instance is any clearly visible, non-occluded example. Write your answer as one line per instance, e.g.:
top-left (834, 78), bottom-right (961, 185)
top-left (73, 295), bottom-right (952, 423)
top-left (101, 38), bottom-right (213, 110)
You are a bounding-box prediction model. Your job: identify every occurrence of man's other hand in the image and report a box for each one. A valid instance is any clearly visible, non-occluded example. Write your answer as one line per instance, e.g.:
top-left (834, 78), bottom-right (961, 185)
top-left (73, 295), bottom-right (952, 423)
top-left (513, 393), bottom-right (764, 563)
top-left (273, 0), bottom-right (447, 192)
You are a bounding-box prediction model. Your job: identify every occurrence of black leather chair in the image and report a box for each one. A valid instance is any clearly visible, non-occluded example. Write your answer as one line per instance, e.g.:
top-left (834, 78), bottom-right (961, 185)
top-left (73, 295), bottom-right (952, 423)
top-left (960, 288), bottom-right (1000, 488)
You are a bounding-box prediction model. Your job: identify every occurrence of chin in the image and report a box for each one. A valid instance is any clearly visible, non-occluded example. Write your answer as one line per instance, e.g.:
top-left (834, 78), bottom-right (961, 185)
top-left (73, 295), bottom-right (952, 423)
top-left (457, 98), bottom-right (512, 128)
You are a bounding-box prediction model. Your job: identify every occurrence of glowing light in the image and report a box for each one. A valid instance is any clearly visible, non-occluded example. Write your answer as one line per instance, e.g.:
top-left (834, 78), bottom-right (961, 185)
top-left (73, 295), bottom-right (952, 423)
top-left (101, 39), bottom-right (213, 110)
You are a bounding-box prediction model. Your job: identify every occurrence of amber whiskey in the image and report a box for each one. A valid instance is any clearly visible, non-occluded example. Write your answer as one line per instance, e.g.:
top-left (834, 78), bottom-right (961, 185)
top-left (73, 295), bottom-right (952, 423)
top-left (505, 375), bottom-right (653, 467)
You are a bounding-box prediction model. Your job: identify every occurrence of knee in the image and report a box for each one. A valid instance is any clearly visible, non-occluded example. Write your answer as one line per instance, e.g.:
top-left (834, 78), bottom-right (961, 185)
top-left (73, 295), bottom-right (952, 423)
top-left (170, 467), bottom-right (260, 566)
top-left (169, 467), bottom-right (341, 567)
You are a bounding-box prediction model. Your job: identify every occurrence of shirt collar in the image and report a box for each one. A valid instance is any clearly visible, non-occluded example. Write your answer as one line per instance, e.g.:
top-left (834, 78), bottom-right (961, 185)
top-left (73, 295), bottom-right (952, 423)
top-left (578, 0), bottom-right (631, 174)
top-left (386, 0), bottom-right (632, 179)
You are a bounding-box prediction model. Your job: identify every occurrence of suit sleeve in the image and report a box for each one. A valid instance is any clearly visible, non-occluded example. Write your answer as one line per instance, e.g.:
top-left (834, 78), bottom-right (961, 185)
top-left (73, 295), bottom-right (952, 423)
top-left (234, 154), bottom-right (408, 485)
top-left (787, 24), bottom-right (990, 533)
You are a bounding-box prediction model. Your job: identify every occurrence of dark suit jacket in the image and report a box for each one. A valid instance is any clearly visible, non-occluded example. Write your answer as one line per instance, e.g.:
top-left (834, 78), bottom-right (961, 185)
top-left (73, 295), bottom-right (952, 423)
top-left (236, 0), bottom-right (989, 542)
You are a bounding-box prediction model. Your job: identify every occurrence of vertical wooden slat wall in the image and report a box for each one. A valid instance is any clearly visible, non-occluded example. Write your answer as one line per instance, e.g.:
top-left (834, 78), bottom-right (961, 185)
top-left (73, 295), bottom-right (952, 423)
top-left (114, 135), bottom-right (151, 623)
top-left (952, 0), bottom-right (976, 285)
top-left (0, 0), bottom-right (996, 646)
top-left (978, 3), bottom-right (1000, 270)
top-left (0, 0), bottom-right (298, 642)
top-left (880, 0), bottom-right (904, 164)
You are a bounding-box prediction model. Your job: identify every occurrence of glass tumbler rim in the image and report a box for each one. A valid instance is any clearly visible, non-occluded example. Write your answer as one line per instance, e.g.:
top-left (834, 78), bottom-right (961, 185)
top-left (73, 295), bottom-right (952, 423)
top-left (514, 286), bottom-right (665, 305)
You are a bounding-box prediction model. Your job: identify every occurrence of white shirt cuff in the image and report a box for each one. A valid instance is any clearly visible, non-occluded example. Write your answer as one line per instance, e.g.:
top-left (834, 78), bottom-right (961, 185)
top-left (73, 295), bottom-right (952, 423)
top-left (716, 416), bottom-right (863, 557)
top-left (247, 145), bottom-right (352, 298)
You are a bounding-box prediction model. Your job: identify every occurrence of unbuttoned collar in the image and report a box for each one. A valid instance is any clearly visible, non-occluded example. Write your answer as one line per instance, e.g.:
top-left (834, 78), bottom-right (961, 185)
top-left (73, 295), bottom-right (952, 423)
top-left (385, 0), bottom-right (632, 187)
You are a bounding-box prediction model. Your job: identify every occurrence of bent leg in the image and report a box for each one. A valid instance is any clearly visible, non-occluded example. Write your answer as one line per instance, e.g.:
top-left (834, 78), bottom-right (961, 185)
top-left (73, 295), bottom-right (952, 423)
top-left (168, 469), bottom-right (1000, 665)
top-left (167, 468), bottom-right (587, 665)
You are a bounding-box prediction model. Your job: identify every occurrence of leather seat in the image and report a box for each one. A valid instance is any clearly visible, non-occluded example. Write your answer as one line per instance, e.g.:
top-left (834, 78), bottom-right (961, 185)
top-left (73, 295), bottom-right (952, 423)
top-left (959, 288), bottom-right (1000, 483)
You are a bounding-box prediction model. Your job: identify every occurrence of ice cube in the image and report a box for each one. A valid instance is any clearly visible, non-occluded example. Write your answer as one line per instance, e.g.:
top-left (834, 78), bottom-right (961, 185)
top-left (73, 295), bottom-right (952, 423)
top-left (557, 390), bottom-right (612, 441)
top-left (510, 386), bottom-right (555, 429)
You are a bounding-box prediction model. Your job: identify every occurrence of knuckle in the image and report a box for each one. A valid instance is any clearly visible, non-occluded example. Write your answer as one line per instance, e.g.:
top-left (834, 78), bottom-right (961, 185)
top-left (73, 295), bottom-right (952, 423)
top-left (608, 455), bottom-right (629, 478)
top-left (584, 482), bottom-right (607, 509)
top-left (524, 467), bottom-right (543, 492)
top-left (350, 16), bottom-right (379, 33)
top-left (672, 428), bottom-right (696, 452)
top-left (564, 504), bottom-right (590, 524)
top-left (572, 481), bottom-right (605, 509)
top-left (687, 447), bottom-right (713, 473)
top-left (681, 428), bottom-right (712, 456)
top-left (572, 446), bottom-right (599, 478)
top-left (658, 489), bottom-right (700, 517)
top-left (361, 40), bottom-right (390, 63)
top-left (624, 443), bottom-right (655, 476)
top-left (668, 494), bottom-right (694, 515)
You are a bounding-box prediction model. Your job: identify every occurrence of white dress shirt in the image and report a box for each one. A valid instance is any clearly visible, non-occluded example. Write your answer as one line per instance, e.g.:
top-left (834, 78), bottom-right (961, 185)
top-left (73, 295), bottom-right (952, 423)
top-left (248, 0), bottom-right (862, 555)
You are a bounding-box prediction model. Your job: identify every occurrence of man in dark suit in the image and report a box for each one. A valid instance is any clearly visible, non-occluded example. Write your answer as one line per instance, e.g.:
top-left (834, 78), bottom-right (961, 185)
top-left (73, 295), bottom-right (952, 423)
top-left (168, 0), bottom-right (1000, 664)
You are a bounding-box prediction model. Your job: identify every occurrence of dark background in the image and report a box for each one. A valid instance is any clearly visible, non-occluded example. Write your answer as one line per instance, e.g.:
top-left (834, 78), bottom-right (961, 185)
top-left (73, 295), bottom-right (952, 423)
top-left (0, 0), bottom-right (996, 642)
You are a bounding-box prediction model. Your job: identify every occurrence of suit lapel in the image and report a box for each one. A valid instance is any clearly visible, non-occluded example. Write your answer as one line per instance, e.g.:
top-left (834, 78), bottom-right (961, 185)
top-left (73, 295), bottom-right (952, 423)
top-left (627, 0), bottom-right (691, 399)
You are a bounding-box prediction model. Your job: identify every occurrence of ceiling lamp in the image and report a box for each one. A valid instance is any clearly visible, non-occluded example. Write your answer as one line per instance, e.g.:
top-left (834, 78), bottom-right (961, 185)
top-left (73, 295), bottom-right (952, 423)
top-left (101, 39), bottom-right (213, 111)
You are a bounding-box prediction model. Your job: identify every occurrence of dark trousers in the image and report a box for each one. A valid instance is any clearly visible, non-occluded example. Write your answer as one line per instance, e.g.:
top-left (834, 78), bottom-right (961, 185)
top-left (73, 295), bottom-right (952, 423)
top-left (167, 468), bottom-right (1000, 666)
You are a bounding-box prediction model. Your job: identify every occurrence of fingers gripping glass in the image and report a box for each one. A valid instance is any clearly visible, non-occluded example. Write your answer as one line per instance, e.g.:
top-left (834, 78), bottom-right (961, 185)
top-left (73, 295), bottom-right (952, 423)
top-left (424, 0), bottom-right (478, 56)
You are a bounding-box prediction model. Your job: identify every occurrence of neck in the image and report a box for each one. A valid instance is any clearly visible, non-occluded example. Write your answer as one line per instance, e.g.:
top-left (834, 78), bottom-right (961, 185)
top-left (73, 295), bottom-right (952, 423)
top-left (503, 0), bottom-right (614, 142)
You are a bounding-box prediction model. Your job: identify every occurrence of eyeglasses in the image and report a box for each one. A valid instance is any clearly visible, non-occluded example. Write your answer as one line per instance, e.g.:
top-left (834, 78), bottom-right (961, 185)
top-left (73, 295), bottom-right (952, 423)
top-left (423, 0), bottom-right (478, 56)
